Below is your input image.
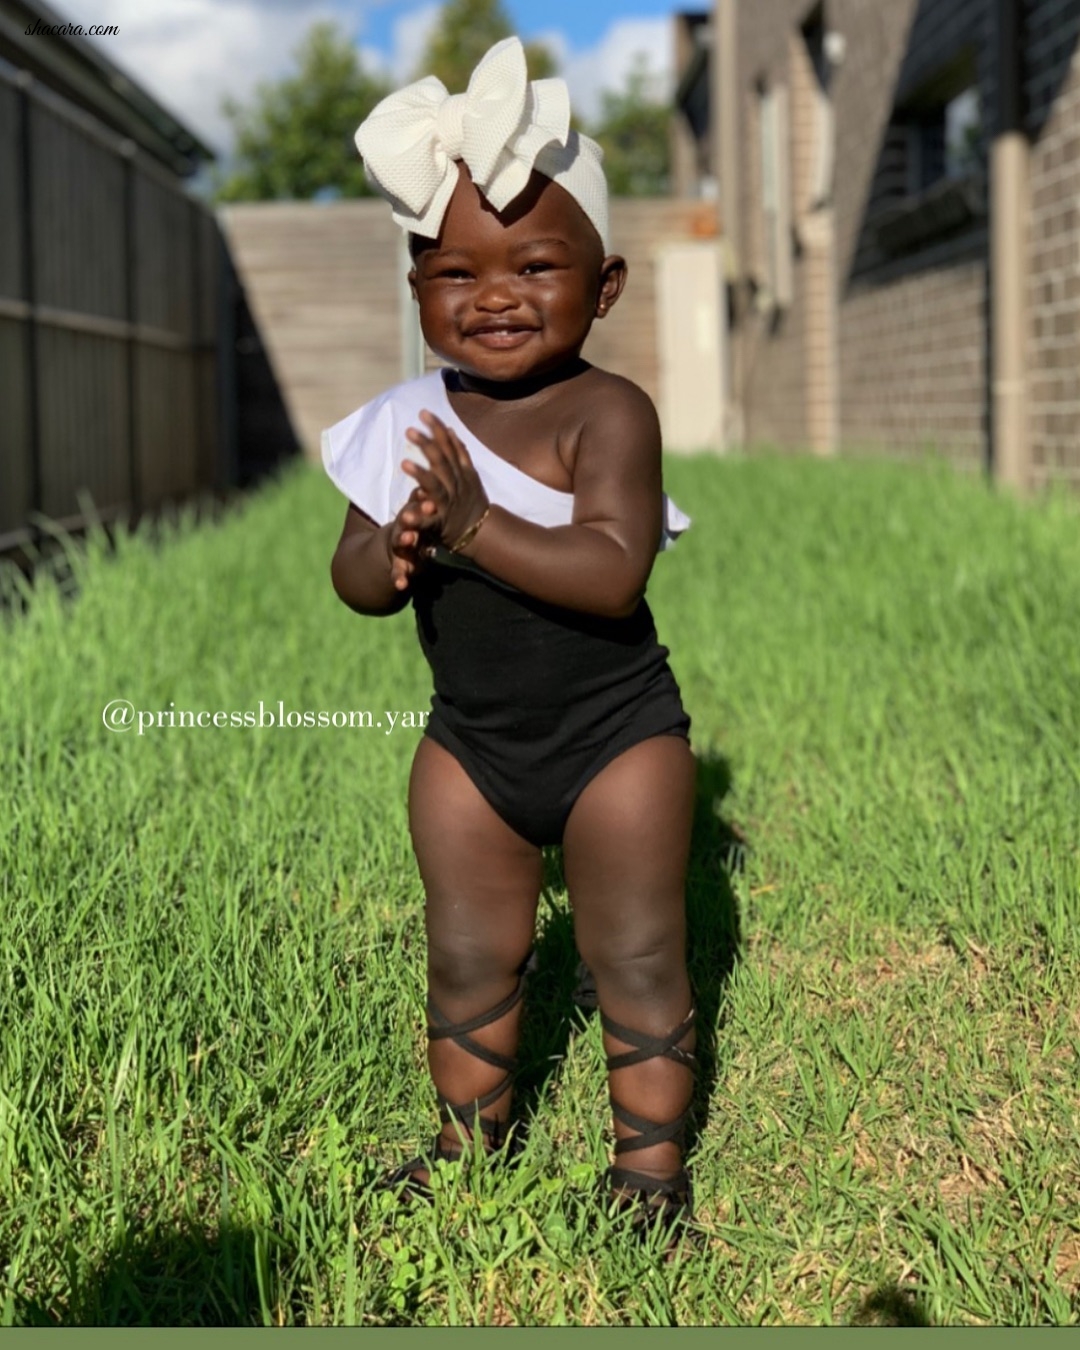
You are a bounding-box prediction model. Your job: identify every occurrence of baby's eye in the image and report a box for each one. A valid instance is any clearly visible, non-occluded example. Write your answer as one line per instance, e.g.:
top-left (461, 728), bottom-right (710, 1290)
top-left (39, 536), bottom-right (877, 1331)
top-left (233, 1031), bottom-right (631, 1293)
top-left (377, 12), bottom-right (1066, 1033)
top-left (437, 268), bottom-right (472, 279)
top-left (522, 261), bottom-right (553, 274)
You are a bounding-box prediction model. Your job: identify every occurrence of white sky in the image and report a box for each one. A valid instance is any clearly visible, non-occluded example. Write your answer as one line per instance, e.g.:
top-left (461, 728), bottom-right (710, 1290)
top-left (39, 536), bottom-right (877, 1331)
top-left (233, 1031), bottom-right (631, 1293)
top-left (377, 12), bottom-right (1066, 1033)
top-left (62, 0), bottom-right (674, 158)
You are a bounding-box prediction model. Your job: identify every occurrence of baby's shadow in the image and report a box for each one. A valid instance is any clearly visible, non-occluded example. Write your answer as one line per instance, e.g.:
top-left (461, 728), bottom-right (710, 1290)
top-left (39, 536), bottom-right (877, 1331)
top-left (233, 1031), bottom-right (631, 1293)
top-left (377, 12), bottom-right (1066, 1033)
top-left (515, 750), bottom-right (744, 1156)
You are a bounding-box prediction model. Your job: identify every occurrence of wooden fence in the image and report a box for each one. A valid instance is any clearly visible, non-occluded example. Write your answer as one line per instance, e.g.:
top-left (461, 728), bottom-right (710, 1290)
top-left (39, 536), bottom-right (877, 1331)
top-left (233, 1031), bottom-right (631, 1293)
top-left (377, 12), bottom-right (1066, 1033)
top-left (0, 66), bottom-right (233, 555)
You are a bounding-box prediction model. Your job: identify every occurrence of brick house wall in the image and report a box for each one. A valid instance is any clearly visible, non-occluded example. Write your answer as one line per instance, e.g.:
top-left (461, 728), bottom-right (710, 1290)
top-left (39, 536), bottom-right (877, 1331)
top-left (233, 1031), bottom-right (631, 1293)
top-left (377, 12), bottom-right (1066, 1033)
top-left (733, 0), bottom-right (814, 451)
top-left (725, 0), bottom-right (1080, 484)
top-left (833, 0), bottom-right (989, 468)
top-left (1025, 0), bottom-right (1080, 488)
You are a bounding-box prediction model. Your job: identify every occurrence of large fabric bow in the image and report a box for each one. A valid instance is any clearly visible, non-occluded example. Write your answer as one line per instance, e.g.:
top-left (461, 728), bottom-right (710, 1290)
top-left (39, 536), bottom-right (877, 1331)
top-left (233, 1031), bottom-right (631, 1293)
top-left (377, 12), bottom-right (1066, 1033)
top-left (355, 36), bottom-right (571, 240)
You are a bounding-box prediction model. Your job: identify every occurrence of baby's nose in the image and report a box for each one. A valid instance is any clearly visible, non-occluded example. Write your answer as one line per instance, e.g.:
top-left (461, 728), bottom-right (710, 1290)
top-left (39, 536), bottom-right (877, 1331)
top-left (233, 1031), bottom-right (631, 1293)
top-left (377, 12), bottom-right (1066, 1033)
top-left (474, 278), bottom-right (519, 310)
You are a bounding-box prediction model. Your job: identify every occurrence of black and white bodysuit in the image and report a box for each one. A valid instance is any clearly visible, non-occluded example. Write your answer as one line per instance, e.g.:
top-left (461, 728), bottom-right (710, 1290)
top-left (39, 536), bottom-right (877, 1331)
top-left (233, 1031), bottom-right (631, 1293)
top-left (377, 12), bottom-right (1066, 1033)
top-left (322, 369), bottom-right (693, 848)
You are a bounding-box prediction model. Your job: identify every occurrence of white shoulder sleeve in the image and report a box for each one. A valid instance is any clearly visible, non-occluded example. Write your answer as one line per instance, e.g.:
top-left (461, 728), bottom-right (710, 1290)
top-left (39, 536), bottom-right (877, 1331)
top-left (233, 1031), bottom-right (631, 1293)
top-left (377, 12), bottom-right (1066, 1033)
top-left (321, 395), bottom-right (397, 526)
top-left (659, 494), bottom-right (692, 552)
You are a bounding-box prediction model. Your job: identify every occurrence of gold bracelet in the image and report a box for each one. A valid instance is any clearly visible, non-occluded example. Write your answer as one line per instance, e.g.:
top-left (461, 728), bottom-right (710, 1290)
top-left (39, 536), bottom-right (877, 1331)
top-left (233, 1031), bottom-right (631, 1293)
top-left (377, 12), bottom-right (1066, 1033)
top-left (449, 505), bottom-right (491, 554)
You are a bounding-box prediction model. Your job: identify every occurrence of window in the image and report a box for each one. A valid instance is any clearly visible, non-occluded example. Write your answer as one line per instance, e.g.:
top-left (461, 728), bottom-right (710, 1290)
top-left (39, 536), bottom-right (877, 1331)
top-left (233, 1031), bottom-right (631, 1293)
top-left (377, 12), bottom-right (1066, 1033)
top-left (944, 86), bottom-right (982, 180)
top-left (896, 47), bottom-right (983, 197)
top-left (904, 83), bottom-right (982, 193)
top-left (865, 51), bottom-right (986, 262)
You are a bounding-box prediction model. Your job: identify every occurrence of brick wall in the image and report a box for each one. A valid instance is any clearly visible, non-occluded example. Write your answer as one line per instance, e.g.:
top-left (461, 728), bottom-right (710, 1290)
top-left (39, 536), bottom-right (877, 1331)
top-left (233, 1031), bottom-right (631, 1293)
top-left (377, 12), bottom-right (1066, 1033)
top-left (841, 248), bottom-right (988, 465)
top-left (221, 197), bottom-right (716, 458)
top-left (1025, 0), bottom-right (1080, 487)
top-left (833, 0), bottom-right (990, 468)
top-left (732, 0), bottom-right (991, 464)
top-left (726, 0), bottom-right (1080, 480)
top-left (733, 0), bottom-right (812, 449)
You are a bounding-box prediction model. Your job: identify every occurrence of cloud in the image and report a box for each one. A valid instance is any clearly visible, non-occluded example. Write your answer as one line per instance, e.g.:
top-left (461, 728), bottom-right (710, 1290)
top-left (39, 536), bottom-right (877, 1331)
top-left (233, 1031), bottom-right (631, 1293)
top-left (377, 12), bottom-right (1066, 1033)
top-left (554, 17), bottom-right (674, 126)
top-left (59, 0), bottom-right (348, 155)
top-left (388, 2), bottom-right (441, 82)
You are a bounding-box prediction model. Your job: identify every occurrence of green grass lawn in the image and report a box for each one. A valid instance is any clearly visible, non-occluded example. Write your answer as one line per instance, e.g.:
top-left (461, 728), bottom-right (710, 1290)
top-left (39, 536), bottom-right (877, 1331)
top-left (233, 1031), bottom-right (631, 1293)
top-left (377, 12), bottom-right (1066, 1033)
top-left (1, 454), bottom-right (1078, 1326)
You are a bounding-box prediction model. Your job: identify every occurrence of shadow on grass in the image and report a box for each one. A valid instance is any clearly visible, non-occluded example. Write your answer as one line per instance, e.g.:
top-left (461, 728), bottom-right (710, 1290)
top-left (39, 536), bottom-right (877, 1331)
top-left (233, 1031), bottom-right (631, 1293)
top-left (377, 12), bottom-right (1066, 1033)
top-left (515, 749), bottom-right (744, 1159)
top-left (11, 1222), bottom-right (282, 1327)
top-left (850, 1283), bottom-right (934, 1327)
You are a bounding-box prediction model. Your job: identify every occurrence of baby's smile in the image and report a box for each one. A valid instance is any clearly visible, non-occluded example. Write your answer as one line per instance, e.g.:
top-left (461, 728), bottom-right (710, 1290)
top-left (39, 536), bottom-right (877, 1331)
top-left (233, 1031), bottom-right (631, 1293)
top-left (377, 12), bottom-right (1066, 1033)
top-left (466, 324), bottom-right (539, 348)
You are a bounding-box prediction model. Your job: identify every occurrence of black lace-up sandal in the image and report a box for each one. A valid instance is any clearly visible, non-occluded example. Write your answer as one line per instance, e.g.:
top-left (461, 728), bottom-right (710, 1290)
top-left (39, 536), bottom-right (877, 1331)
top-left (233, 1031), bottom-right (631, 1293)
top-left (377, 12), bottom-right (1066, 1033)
top-left (602, 1008), bottom-right (697, 1233)
top-left (571, 958), bottom-right (598, 1011)
top-left (380, 964), bottom-right (531, 1199)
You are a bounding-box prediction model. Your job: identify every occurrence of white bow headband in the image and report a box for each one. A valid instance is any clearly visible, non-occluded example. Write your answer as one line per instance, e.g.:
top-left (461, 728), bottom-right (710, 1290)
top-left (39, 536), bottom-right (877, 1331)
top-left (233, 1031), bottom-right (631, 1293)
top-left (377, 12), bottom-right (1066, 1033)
top-left (355, 36), bottom-right (611, 253)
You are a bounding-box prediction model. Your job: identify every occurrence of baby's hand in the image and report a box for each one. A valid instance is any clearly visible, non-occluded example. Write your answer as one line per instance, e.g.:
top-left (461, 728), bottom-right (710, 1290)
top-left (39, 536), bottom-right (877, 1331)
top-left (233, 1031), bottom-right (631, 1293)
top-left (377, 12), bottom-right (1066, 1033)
top-left (388, 489), bottom-right (437, 591)
top-left (402, 411), bottom-right (489, 550)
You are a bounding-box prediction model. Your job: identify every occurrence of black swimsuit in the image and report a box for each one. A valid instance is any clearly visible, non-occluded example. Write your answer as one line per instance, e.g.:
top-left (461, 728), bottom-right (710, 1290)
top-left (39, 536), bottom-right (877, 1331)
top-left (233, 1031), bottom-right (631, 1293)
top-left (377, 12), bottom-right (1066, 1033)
top-left (321, 369), bottom-right (693, 846)
top-left (412, 543), bottom-right (691, 848)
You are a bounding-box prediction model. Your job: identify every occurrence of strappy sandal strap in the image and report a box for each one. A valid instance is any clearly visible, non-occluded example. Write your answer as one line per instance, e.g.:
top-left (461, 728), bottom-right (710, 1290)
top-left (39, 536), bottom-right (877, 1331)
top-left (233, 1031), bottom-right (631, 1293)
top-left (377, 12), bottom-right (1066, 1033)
top-left (604, 1008), bottom-right (695, 1155)
top-left (607, 1164), bottom-right (693, 1206)
top-left (601, 1008), bottom-right (697, 1216)
top-left (611, 1100), bottom-right (689, 1154)
top-left (605, 1165), bottom-right (696, 1240)
top-left (380, 1134), bottom-right (467, 1198)
top-left (436, 1075), bottom-right (512, 1144)
top-left (426, 964), bottom-right (532, 1147)
top-left (382, 957), bottom-right (537, 1198)
top-left (601, 1008), bottom-right (697, 1072)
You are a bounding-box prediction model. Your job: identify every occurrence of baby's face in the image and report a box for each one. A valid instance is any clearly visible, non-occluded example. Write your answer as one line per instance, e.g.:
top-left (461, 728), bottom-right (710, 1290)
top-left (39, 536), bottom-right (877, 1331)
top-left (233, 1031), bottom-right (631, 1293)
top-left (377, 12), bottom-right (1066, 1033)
top-left (408, 161), bottom-right (625, 384)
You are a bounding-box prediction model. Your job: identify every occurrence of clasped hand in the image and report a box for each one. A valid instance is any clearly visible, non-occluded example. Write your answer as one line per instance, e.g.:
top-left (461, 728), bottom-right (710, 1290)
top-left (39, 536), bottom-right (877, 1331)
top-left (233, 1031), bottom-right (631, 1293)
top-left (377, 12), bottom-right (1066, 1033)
top-left (388, 410), bottom-right (490, 591)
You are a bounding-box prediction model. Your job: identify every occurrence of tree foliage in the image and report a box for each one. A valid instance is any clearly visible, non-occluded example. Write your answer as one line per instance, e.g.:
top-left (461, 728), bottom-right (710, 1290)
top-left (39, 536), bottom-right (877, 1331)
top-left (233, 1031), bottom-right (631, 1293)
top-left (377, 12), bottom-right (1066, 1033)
top-left (588, 57), bottom-right (671, 197)
top-left (417, 0), bottom-right (556, 92)
top-left (214, 22), bottom-right (390, 202)
top-left (209, 10), bottom-right (671, 204)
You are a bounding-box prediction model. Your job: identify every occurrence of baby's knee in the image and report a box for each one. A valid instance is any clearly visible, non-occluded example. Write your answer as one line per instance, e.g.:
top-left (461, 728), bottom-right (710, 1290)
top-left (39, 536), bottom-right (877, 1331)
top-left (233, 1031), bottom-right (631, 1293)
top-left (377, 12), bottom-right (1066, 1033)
top-left (581, 930), bottom-right (685, 1009)
top-left (427, 932), bottom-right (521, 1006)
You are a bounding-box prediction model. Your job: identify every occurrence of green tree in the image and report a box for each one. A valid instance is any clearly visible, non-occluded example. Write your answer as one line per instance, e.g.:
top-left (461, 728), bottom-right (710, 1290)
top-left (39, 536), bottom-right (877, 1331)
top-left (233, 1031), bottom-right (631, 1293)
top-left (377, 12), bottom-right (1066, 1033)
top-left (214, 22), bottom-right (390, 202)
top-left (588, 57), bottom-right (671, 197)
top-left (417, 0), bottom-right (557, 92)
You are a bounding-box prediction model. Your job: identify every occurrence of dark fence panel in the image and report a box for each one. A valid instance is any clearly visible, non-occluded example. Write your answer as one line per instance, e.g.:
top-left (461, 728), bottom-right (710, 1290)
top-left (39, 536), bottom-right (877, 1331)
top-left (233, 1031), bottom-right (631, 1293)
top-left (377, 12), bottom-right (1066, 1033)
top-left (134, 170), bottom-right (193, 336)
top-left (0, 318), bottom-right (29, 539)
top-left (0, 75), bottom-right (30, 545)
top-left (0, 79), bottom-right (20, 298)
top-left (36, 325), bottom-right (129, 522)
top-left (31, 97), bottom-right (126, 319)
top-left (136, 344), bottom-right (198, 506)
top-left (0, 65), bottom-right (234, 555)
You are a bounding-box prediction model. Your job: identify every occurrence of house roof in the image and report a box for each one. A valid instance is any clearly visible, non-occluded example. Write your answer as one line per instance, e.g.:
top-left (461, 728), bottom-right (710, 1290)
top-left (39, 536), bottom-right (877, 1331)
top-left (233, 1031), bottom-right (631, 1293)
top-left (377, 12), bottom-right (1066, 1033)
top-left (0, 0), bottom-right (215, 174)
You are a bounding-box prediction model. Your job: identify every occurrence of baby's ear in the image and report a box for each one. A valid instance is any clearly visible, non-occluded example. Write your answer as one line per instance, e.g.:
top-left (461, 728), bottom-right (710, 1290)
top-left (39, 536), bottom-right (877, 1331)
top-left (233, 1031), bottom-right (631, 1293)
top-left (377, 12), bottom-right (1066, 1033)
top-left (407, 267), bottom-right (419, 300)
top-left (595, 255), bottom-right (628, 317)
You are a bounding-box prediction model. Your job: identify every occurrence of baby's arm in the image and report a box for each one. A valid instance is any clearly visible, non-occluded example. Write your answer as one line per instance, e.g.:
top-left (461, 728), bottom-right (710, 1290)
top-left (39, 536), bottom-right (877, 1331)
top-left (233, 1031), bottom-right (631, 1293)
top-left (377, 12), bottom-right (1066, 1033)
top-left (330, 493), bottom-right (432, 616)
top-left (401, 381), bottom-right (662, 619)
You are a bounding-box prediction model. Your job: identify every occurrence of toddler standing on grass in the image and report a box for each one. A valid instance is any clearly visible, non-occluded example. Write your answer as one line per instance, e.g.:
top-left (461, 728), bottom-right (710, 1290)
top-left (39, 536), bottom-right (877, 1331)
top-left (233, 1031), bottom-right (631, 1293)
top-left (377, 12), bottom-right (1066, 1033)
top-left (323, 37), bottom-right (698, 1228)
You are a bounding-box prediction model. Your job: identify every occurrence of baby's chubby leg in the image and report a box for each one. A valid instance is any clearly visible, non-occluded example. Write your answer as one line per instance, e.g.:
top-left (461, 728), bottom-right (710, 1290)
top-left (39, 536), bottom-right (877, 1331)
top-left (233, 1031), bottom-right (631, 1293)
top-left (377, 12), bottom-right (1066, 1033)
top-left (563, 735), bottom-right (697, 1194)
top-left (408, 737), bottom-right (543, 1168)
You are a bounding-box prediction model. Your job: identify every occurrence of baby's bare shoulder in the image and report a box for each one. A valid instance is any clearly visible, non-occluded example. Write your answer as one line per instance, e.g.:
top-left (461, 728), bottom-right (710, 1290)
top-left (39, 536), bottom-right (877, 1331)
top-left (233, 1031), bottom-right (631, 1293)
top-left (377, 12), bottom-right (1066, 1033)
top-left (575, 369), bottom-right (661, 458)
top-left (559, 369), bottom-right (661, 497)
top-left (580, 368), bottom-right (657, 420)
top-left (542, 367), bottom-right (661, 488)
